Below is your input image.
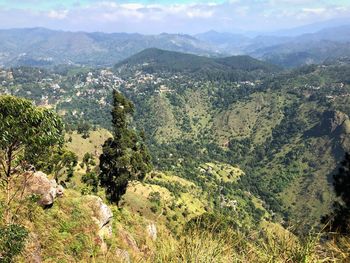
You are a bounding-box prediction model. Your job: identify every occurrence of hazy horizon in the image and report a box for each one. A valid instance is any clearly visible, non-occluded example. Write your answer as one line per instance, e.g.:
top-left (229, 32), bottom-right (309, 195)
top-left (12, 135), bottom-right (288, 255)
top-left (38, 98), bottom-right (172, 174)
top-left (0, 0), bottom-right (350, 35)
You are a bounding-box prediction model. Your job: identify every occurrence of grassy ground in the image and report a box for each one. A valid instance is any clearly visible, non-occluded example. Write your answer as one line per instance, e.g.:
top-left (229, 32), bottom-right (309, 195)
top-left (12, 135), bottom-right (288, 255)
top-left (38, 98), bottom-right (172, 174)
top-left (213, 92), bottom-right (289, 145)
top-left (199, 162), bottom-right (244, 183)
top-left (65, 128), bottom-right (112, 161)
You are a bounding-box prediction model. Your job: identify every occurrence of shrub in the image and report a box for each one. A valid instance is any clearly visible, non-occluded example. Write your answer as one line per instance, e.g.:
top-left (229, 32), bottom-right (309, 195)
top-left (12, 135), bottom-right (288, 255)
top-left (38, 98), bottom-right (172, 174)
top-left (0, 224), bottom-right (28, 263)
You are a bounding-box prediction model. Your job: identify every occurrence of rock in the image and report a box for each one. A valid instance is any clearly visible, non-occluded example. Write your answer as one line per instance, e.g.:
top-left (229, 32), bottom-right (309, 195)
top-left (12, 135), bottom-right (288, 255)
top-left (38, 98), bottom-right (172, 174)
top-left (84, 196), bottom-right (113, 253)
top-left (316, 110), bottom-right (350, 152)
top-left (341, 119), bottom-right (350, 133)
top-left (146, 223), bottom-right (157, 241)
top-left (115, 248), bottom-right (130, 263)
top-left (84, 195), bottom-right (113, 230)
top-left (23, 171), bottom-right (64, 207)
top-left (305, 110), bottom-right (350, 139)
top-left (118, 227), bottom-right (140, 252)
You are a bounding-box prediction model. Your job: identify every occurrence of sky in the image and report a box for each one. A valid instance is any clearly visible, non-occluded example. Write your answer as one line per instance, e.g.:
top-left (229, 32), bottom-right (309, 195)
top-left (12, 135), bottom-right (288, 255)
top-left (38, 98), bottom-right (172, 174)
top-left (0, 0), bottom-right (349, 34)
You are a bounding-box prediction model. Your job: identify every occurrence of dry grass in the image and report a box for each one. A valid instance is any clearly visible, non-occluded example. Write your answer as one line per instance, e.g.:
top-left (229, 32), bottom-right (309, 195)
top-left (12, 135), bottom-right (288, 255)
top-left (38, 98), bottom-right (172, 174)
top-left (149, 220), bottom-right (327, 263)
top-left (65, 128), bottom-right (112, 161)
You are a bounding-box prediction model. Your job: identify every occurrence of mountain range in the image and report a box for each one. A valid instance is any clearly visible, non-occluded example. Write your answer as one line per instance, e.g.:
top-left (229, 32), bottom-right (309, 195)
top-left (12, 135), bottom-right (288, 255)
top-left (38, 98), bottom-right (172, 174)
top-left (1, 22), bottom-right (350, 68)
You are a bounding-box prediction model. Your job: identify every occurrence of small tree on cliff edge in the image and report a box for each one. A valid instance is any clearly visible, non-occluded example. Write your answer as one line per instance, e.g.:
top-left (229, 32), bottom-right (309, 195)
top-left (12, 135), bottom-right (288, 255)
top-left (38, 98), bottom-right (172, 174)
top-left (0, 95), bottom-right (63, 262)
top-left (99, 91), bottom-right (152, 204)
top-left (0, 95), bottom-right (64, 224)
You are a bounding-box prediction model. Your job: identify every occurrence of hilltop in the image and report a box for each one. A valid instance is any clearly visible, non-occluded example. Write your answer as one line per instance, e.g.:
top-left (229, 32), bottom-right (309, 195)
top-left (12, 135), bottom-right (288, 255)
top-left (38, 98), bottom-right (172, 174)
top-left (115, 48), bottom-right (279, 80)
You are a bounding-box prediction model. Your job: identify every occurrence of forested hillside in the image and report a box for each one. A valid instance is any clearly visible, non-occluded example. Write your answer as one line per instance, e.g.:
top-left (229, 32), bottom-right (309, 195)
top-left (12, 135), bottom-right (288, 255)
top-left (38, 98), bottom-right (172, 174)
top-left (1, 49), bottom-right (350, 261)
top-left (2, 50), bottom-right (350, 229)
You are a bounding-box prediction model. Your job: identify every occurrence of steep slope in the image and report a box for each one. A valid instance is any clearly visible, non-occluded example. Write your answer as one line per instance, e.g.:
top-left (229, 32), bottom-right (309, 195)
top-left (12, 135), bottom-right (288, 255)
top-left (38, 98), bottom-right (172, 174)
top-left (6, 123), bottom-right (290, 262)
top-left (116, 60), bottom-right (350, 231)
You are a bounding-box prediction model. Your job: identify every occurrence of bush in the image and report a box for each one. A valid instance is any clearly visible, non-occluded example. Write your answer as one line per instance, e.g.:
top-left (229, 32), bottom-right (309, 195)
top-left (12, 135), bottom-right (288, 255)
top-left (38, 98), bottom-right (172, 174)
top-left (0, 224), bottom-right (28, 263)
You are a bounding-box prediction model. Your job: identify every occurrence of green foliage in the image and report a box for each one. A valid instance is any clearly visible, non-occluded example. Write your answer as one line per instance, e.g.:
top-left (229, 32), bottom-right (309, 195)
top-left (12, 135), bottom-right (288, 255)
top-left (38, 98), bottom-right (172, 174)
top-left (77, 121), bottom-right (91, 139)
top-left (0, 95), bottom-right (64, 177)
top-left (116, 48), bottom-right (279, 80)
top-left (82, 152), bottom-right (95, 172)
top-left (81, 172), bottom-right (99, 193)
top-left (99, 91), bottom-right (152, 204)
top-left (0, 224), bottom-right (28, 263)
top-left (34, 147), bottom-right (78, 182)
top-left (148, 192), bottom-right (161, 206)
top-left (185, 212), bottom-right (238, 233)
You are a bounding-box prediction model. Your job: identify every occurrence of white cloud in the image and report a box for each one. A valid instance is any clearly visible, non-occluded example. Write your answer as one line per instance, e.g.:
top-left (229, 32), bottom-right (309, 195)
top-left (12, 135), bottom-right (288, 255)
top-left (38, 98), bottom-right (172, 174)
top-left (302, 7), bottom-right (327, 15)
top-left (47, 10), bottom-right (68, 19)
top-left (0, 0), bottom-right (349, 34)
top-left (187, 9), bottom-right (213, 18)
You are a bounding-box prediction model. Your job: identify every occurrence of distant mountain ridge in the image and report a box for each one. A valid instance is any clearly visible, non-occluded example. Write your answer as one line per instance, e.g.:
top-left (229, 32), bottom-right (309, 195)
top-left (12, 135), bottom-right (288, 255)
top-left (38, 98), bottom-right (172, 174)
top-left (195, 25), bottom-right (350, 67)
top-left (1, 24), bottom-right (350, 68)
top-left (0, 28), bottom-right (221, 67)
top-left (115, 48), bottom-right (280, 80)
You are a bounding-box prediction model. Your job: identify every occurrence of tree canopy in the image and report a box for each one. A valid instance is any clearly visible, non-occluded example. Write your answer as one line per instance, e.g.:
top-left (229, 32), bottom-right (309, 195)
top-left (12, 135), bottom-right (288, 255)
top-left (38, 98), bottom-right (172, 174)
top-left (0, 95), bottom-right (64, 226)
top-left (99, 91), bottom-right (152, 204)
top-left (0, 95), bottom-right (64, 178)
top-left (0, 95), bottom-right (64, 256)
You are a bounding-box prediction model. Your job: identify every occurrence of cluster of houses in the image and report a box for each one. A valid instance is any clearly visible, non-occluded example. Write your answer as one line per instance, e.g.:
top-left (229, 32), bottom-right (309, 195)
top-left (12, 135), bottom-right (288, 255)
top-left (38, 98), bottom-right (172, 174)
top-left (86, 70), bottom-right (124, 88)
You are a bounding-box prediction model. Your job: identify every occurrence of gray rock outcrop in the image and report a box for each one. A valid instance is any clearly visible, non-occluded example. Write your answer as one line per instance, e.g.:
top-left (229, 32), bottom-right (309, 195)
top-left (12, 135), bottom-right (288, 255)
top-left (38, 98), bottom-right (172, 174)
top-left (23, 171), bottom-right (64, 206)
top-left (84, 195), bottom-right (113, 253)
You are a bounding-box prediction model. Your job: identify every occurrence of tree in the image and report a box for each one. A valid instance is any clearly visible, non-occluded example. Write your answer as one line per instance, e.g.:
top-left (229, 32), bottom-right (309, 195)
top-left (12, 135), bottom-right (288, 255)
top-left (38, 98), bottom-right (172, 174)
top-left (0, 224), bottom-right (28, 263)
top-left (48, 148), bottom-right (78, 182)
top-left (77, 121), bottom-right (91, 139)
top-left (82, 152), bottom-right (95, 172)
top-left (81, 171), bottom-right (99, 193)
top-left (0, 95), bottom-right (64, 223)
top-left (99, 91), bottom-right (152, 204)
top-left (322, 152), bottom-right (350, 233)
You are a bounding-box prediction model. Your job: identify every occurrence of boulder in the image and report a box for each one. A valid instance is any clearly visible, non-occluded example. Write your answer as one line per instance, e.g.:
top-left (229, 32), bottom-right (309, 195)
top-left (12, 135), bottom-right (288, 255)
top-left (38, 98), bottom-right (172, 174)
top-left (84, 196), bottom-right (113, 253)
top-left (84, 195), bottom-right (113, 230)
top-left (23, 171), bottom-right (64, 206)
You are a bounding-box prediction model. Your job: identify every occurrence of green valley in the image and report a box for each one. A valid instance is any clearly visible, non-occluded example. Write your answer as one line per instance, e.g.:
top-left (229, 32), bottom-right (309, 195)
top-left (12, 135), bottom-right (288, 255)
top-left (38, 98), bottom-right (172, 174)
top-left (1, 48), bottom-right (350, 262)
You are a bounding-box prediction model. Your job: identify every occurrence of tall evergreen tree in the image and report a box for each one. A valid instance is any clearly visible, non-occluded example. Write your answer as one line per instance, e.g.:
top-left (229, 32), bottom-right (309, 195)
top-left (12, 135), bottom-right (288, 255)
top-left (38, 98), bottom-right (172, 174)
top-left (99, 91), bottom-right (152, 204)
